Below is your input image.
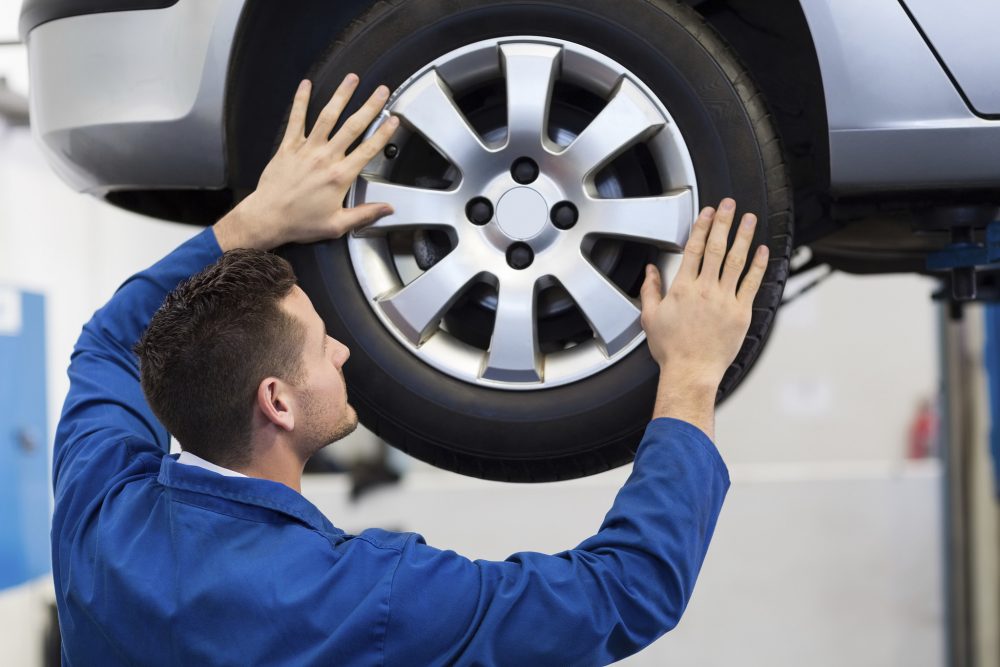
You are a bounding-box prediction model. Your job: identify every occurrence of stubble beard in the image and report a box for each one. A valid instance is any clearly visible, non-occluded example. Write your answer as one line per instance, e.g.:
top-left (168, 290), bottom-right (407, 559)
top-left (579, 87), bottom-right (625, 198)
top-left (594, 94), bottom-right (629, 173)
top-left (326, 404), bottom-right (359, 447)
top-left (300, 390), bottom-right (358, 459)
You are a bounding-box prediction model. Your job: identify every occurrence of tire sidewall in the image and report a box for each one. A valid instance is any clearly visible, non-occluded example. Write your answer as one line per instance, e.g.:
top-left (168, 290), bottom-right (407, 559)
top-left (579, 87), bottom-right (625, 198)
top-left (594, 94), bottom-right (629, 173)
top-left (287, 0), bottom-right (784, 468)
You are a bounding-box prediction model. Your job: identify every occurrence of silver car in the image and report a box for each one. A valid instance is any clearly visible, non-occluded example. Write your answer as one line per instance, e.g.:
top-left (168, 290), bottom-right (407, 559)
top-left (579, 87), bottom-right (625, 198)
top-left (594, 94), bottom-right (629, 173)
top-left (20, 0), bottom-right (1000, 480)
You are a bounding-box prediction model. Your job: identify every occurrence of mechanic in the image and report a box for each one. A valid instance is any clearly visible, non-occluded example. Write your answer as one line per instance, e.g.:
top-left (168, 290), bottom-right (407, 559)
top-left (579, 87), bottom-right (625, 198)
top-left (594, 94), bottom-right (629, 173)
top-left (51, 75), bottom-right (769, 665)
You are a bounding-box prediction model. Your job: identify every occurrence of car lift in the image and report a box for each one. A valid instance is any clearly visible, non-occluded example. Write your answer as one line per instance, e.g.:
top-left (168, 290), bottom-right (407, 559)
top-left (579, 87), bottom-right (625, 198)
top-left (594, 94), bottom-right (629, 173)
top-left (927, 219), bottom-right (1000, 667)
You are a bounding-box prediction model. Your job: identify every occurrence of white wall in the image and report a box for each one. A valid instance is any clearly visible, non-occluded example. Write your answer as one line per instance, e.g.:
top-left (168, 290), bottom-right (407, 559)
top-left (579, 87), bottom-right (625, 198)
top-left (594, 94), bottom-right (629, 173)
top-left (0, 129), bottom-right (198, 442)
top-left (0, 0), bottom-right (20, 43)
top-left (716, 267), bottom-right (939, 465)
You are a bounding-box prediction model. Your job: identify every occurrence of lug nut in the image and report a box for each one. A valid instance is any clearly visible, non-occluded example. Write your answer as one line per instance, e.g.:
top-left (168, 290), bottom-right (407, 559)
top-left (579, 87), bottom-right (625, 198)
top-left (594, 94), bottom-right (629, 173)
top-left (465, 197), bottom-right (493, 225)
top-left (510, 157), bottom-right (539, 185)
top-left (506, 242), bottom-right (534, 270)
top-left (383, 143), bottom-right (399, 159)
top-left (550, 201), bottom-right (579, 230)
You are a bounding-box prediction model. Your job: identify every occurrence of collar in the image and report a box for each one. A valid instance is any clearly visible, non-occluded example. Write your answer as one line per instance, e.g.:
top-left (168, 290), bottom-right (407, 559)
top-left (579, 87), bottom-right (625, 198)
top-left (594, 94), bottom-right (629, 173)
top-left (157, 455), bottom-right (344, 541)
top-left (176, 450), bottom-right (247, 477)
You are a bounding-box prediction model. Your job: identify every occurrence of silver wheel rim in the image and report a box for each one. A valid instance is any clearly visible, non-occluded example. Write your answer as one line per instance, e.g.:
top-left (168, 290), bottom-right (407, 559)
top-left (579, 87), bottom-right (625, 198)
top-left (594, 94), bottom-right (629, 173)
top-left (348, 37), bottom-right (698, 390)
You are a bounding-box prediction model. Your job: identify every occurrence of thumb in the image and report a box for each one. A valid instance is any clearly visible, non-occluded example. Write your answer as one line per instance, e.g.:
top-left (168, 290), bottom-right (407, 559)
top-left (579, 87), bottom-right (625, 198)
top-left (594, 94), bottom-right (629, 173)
top-left (334, 202), bottom-right (394, 236)
top-left (639, 264), bottom-right (663, 322)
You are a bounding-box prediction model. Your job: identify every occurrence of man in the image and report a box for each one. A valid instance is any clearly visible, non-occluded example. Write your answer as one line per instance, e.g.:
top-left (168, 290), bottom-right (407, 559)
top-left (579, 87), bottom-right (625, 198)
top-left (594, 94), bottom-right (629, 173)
top-left (52, 74), bottom-right (768, 665)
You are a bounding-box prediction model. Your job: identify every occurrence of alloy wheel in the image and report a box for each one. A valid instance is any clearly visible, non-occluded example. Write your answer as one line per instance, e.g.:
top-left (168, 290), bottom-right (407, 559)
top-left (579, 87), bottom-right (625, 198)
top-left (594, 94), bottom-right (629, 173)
top-left (348, 37), bottom-right (698, 389)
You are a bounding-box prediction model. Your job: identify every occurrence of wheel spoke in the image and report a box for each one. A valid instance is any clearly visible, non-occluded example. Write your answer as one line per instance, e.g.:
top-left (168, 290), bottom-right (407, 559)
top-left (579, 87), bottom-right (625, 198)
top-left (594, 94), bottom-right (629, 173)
top-left (481, 276), bottom-right (541, 383)
top-left (500, 43), bottom-right (561, 150)
top-left (560, 79), bottom-right (665, 181)
top-left (559, 258), bottom-right (642, 358)
top-left (581, 189), bottom-right (693, 249)
top-left (377, 251), bottom-right (481, 345)
top-left (353, 177), bottom-right (463, 236)
top-left (391, 70), bottom-right (489, 173)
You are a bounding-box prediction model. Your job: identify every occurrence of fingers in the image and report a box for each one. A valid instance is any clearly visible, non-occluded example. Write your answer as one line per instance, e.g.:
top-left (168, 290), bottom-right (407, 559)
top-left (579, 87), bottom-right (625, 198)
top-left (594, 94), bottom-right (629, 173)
top-left (719, 213), bottom-right (758, 293)
top-left (639, 264), bottom-right (663, 331)
top-left (699, 198), bottom-right (737, 280)
top-left (333, 202), bottom-right (394, 237)
top-left (327, 84), bottom-right (391, 156)
top-left (678, 206), bottom-right (714, 280)
top-left (342, 115), bottom-right (400, 174)
top-left (281, 79), bottom-right (312, 148)
top-left (307, 74), bottom-right (361, 145)
top-left (737, 244), bottom-right (770, 304)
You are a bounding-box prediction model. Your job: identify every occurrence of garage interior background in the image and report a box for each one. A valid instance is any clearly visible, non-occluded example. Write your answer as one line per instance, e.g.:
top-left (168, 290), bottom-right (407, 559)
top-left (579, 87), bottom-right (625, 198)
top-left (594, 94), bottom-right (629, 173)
top-left (0, 1), bottom-right (997, 665)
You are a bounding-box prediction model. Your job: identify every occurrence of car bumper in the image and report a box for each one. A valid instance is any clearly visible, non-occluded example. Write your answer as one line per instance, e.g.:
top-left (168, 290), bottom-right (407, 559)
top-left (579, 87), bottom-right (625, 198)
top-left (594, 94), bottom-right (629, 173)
top-left (25, 0), bottom-right (245, 195)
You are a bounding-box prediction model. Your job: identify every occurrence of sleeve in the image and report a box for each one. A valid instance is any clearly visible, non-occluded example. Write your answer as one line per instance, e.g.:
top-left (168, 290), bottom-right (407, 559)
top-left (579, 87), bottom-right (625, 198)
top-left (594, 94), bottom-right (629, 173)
top-left (381, 418), bottom-right (730, 667)
top-left (52, 227), bottom-right (223, 502)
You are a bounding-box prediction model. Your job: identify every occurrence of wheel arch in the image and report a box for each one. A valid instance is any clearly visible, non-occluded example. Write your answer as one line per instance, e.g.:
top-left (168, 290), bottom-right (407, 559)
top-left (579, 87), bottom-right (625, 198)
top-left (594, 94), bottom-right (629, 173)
top-left (226, 0), bottom-right (829, 238)
top-left (223, 0), bottom-right (376, 199)
top-left (684, 0), bottom-right (830, 242)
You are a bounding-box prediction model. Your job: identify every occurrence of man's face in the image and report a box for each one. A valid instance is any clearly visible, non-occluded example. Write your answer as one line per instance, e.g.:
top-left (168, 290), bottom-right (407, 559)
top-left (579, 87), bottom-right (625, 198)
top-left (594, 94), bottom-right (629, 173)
top-left (282, 286), bottom-right (358, 454)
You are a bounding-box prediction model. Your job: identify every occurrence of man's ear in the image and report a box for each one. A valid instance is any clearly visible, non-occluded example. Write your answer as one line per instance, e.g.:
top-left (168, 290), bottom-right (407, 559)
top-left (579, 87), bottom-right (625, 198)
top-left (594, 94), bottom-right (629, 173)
top-left (256, 377), bottom-right (295, 432)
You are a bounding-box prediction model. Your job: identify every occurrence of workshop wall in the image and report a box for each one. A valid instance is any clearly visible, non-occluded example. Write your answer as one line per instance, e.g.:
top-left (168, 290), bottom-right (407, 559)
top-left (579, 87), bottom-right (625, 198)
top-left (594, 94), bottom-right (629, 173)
top-left (716, 267), bottom-right (939, 465)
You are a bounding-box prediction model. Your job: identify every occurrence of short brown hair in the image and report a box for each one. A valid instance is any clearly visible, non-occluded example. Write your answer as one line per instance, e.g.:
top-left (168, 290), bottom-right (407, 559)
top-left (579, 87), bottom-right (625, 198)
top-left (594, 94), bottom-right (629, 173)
top-left (135, 249), bottom-right (305, 468)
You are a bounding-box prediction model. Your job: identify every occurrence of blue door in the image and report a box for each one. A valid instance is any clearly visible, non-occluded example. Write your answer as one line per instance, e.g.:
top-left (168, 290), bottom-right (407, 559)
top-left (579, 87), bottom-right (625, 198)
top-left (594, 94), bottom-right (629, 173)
top-left (984, 305), bottom-right (1000, 498)
top-left (0, 288), bottom-right (51, 590)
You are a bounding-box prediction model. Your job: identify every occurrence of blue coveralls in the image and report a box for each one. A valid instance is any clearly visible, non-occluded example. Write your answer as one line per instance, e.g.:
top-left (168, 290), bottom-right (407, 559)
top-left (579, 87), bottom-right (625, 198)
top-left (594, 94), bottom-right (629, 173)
top-left (52, 227), bottom-right (730, 666)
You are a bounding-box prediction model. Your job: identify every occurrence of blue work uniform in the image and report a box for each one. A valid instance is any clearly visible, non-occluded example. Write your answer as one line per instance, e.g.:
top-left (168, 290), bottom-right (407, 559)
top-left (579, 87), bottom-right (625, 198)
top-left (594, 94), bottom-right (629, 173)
top-left (52, 227), bottom-right (730, 666)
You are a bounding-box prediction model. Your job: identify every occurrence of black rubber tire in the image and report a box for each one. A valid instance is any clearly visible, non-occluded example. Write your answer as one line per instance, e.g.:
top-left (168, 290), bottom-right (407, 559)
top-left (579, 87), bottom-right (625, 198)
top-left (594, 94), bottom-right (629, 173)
top-left (281, 0), bottom-right (793, 482)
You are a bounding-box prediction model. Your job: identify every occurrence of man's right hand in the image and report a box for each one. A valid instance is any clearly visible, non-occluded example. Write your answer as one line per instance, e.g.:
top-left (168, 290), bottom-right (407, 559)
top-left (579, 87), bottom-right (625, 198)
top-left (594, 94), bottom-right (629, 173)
top-left (215, 74), bottom-right (399, 252)
top-left (639, 198), bottom-right (769, 438)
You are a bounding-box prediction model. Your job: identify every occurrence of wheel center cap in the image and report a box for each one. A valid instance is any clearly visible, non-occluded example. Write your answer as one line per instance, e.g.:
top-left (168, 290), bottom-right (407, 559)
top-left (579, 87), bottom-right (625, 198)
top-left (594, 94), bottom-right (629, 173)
top-left (495, 187), bottom-right (547, 240)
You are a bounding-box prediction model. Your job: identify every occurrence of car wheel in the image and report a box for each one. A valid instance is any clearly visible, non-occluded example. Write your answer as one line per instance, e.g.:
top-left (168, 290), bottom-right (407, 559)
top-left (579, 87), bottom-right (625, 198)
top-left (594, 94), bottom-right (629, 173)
top-left (281, 0), bottom-right (792, 481)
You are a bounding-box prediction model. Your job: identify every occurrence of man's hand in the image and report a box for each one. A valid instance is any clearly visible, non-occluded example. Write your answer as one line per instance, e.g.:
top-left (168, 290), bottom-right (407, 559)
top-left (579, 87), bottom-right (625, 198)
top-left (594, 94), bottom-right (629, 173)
top-left (214, 74), bottom-right (399, 252)
top-left (639, 198), bottom-right (769, 438)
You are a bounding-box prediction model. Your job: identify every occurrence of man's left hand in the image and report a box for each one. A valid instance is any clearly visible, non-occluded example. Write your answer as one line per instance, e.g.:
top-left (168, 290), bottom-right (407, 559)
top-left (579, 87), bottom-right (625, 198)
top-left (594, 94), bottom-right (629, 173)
top-left (214, 74), bottom-right (398, 252)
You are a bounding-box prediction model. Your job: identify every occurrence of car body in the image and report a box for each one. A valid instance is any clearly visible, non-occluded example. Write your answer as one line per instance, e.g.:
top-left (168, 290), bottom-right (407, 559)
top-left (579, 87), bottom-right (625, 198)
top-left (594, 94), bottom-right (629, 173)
top-left (21, 0), bottom-right (1000, 256)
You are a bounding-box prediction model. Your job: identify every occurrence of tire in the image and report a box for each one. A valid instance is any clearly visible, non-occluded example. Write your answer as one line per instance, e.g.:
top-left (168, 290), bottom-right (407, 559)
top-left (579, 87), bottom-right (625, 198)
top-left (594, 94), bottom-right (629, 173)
top-left (281, 0), bottom-right (792, 482)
